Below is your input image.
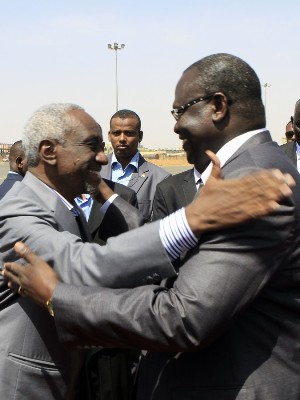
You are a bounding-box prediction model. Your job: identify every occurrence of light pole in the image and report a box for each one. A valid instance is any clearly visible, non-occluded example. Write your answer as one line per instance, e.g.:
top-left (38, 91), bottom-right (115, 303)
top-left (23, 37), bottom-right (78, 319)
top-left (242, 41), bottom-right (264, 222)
top-left (107, 42), bottom-right (125, 111)
top-left (262, 83), bottom-right (271, 113)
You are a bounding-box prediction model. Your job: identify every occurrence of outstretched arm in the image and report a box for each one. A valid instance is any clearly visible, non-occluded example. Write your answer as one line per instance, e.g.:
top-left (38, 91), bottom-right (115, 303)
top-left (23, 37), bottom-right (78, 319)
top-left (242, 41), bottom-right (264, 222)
top-left (2, 151), bottom-right (295, 309)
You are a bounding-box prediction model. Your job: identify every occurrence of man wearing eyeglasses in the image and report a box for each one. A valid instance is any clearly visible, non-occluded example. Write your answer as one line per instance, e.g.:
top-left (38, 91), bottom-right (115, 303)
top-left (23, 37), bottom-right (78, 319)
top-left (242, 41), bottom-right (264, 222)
top-left (100, 109), bottom-right (170, 219)
top-left (281, 105), bottom-right (300, 172)
top-left (4, 54), bottom-right (300, 400)
top-left (284, 118), bottom-right (295, 143)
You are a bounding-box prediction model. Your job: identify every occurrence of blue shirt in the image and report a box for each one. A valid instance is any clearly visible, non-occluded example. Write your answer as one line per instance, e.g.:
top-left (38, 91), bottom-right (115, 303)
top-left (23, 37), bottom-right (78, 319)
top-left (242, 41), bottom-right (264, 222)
top-left (111, 152), bottom-right (139, 186)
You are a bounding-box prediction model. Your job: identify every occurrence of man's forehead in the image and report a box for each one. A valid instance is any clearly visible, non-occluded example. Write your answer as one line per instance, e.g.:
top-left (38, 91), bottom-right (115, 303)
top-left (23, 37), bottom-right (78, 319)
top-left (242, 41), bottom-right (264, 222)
top-left (111, 117), bottom-right (139, 130)
top-left (174, 68), bottom-right (202, 104)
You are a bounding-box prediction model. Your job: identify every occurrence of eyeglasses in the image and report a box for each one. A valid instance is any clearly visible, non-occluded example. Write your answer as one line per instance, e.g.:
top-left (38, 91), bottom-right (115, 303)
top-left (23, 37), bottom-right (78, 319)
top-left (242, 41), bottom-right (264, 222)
top-left (285, 131), bottom-right (295, 139)
top-left (171, 93), bottom-right (215, 121)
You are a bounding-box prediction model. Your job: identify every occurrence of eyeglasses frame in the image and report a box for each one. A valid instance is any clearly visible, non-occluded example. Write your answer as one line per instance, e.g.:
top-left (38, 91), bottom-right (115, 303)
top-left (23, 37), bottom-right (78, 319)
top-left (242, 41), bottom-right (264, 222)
top-left (171, 93), bottom-right (216, 121)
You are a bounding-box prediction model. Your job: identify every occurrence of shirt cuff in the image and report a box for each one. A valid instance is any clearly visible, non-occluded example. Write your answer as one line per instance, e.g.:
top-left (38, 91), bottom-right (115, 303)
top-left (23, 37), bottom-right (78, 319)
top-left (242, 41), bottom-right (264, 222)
top-left (159, 208), bottom-right (198, 261)
top-left (99, 193), bottom-right (119, 215)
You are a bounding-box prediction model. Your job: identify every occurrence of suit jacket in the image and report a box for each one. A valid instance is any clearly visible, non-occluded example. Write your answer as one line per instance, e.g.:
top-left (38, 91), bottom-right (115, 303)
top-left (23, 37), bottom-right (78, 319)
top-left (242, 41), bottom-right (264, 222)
top-left (0, 172), bottom-right (23, 200)
top-left (100, 153), bottom-right (171, 219)
top-left (88, 179), bottom-right (143, 246)
top-left (54, 131), bottom-right (300, 399)
top-left (0, 172), bottom-right (175, 400)
top-left (152, 168), bottom-right (196, 220)
top-left (280, 141), bottom-right (297, 166)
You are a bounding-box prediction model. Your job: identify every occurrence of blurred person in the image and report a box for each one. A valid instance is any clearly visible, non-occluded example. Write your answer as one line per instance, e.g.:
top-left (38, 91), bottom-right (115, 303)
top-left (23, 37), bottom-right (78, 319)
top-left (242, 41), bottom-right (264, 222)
top-left (4, 54), bottom-right (300, 400)
top-left (0, 140), bottom-right (27, 200)
top-left (281, 102), bottom-right (300, 171)
top-left (100, 109), bottom-right (170, 219)
top-left (285, 117), bottom-right (295, 143)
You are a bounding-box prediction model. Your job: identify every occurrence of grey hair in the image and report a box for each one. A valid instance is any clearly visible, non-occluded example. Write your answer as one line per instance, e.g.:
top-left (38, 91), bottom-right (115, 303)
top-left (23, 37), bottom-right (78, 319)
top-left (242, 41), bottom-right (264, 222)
top-left (22, 103), bottom-right (84, 167)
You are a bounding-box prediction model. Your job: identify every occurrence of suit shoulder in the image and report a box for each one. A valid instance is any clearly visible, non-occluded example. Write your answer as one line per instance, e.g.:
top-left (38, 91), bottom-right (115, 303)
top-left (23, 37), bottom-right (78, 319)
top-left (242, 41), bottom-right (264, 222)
top-left (143, 161), bottom-right (171, 178)
top-left (156, 169), bottom-right (193, 189)
top-left (280, 142), bottom-right (295, 151)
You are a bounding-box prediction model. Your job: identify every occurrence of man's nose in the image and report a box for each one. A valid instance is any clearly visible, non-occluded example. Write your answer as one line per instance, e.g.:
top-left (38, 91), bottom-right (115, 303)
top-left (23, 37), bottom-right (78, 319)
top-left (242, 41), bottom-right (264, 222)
top-left (119, 133), bottom-right (127, 142)
top-left (96, 151), bottom-right (108, 165)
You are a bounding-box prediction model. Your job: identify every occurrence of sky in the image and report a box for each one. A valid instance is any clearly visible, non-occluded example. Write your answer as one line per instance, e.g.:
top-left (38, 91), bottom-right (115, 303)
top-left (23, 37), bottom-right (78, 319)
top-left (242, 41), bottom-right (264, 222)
top-left (1, 0), bottom-right (299, 149)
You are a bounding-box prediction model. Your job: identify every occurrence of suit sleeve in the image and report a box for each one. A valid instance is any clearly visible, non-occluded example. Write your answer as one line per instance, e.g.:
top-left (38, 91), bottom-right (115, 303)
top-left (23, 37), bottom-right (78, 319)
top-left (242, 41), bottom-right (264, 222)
top-left (95, 196), bottom-right (146, 242)
top-left (0, 199), bottom-right (175, 293)
top-left (53, 197), bottom-right (296, 351)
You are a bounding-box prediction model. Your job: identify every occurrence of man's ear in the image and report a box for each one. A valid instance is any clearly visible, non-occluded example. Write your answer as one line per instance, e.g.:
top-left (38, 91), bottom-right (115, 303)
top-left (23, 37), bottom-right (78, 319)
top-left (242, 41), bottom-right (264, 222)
top-left (211, 93), bottom-right (229, 122)
top-left (107, 131), bottom-right (111, 142)
top-left (15, 156), bottom-right (24, 169)
top-left (39, 140), bottom-right (57, 165)
top-left (139, 131), bottom-right (143, 143)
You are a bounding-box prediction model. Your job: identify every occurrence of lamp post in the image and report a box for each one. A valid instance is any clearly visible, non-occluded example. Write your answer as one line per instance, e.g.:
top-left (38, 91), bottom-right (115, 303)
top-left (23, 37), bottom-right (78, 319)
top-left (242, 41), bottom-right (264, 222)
top-left (262, 83), bottom-right (271, 113)
top-left (107, 42), bottom-right (125, 111)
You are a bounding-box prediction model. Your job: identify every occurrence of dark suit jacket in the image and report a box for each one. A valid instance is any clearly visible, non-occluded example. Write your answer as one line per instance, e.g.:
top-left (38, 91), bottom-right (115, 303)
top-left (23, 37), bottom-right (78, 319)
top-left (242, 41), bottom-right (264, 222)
top-left (88, 179), bottom-right (142, 245)
top-left (0, 172), bottom-right (23, 200)
top-left (101, 153), bottom-right (171, 219)
top-left (280, 141), bottom-right (297, 166)
top-left (152, 168), bottom-right (196, 220)
top-left (54, 131), bottom-right (300, 400)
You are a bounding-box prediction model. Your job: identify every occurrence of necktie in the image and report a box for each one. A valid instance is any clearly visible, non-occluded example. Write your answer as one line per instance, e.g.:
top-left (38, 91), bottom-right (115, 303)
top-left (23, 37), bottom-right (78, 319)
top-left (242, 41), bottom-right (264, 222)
top-left (71, 204), bottom-right (90, 242)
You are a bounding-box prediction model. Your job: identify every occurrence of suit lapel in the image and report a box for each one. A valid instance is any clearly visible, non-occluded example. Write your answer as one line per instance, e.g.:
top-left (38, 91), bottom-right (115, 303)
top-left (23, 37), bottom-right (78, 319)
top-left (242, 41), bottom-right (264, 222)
top-left (181, 169), bottom-right (197, 205)
top-left (23, 172), bottom-right (82, 239)
top-left (127, 155), bottom-right (149, 193)
top-left (222, 131), bottom-right (273, 169)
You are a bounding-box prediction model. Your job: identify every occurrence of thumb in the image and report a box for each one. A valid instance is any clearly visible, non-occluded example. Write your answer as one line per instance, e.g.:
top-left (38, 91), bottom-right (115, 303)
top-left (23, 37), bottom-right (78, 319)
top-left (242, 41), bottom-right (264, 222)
top-left (13, 242), bottom-right (38, 264)
top-left (206, 150), bottom-right (221, 180)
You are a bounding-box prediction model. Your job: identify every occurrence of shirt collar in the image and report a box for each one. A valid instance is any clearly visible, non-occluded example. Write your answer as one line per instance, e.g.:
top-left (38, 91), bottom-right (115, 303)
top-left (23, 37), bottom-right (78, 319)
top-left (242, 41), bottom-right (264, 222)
top-left (296, 142), bottom-right (300, 159)
top-left (201, 128), bottom-right (268, 184)
top-left (111, 151), bottom-right (140, 171)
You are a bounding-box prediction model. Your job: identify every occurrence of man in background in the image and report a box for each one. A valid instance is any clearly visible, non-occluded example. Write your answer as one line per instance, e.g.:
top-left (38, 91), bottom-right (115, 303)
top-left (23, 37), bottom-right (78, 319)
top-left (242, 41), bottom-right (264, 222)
top-left (284, 117), bottom-right (295, 143)
top-left (100, 109), bottom-right (170, 219)
top-left (0, 140), bottom-right (27, 200)
top-left (281, 102), bottom-right (300, 171)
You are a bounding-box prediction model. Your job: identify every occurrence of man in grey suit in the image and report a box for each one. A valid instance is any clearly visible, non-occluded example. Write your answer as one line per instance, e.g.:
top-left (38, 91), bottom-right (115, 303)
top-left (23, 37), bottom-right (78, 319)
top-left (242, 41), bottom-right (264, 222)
top-left (4, 54), bottom-right (300, 400)
top-left (100, 109), bottom-right (170, 219)
top-left (0, 140), bottom-right (27, 200)
top-left (281, 100), bottom-right (300, 171)
top-left (0, 103), bottom-right (202, 399)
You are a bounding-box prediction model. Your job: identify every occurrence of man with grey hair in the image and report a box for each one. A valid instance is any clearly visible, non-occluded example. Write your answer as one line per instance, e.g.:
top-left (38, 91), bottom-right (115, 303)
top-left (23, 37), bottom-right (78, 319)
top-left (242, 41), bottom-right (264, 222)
top-left (0, 102), bottom-right (289, 400)
top-left (0, 140), bottom-right (27, 200)
top-left (3, 54), bottom-right (300, 400)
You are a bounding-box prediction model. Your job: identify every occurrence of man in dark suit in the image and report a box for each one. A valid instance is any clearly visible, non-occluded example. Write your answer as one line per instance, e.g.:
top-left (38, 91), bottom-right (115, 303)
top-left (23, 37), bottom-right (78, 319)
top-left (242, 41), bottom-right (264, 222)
top-left (0, 140), bottom-right (27, 200)
top-left (100, 109), bottom-right (170, 219)
top-left (281, 100), bottom-right (300, 171)
top-left (76, 179), bottom-right (140, 246)
top-left (152, 168), bottom-right (196, 220)
top-left (3, 55), bottom-right (300, 400)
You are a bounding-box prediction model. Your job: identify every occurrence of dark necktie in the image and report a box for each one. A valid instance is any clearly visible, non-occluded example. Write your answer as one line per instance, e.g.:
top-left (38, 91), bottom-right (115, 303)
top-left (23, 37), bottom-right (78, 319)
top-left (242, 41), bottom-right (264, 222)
top-left (71, 204), bottom-right (90, 242)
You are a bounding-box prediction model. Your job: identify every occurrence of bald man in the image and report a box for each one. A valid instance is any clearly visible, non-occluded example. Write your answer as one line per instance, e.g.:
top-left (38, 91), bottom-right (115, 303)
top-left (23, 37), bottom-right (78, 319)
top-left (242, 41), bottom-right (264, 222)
top-left (0, 140), bottom-right (27, 200)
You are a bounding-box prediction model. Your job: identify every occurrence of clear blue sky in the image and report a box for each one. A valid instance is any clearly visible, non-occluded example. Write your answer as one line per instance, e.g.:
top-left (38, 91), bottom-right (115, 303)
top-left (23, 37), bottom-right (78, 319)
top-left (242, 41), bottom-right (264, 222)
top-left (1, 0), bottom-right (299, 149)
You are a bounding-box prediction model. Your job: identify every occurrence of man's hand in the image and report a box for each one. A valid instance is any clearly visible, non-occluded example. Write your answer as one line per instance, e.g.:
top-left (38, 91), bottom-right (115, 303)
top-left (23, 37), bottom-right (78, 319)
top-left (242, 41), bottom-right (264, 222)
top-left (86, 176), bottom-right (115, 205)
top-left (1, 242), bottom-right (59, 308)
top-left (185, 150), bottom-right (296, 236)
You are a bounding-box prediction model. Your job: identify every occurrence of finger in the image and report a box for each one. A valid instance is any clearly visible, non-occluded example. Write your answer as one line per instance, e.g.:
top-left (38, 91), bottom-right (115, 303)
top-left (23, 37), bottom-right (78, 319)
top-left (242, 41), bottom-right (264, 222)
top-left (13, 242), bottom-right (39, 265)
top-left (205, 150), bottom-right (221, 180)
